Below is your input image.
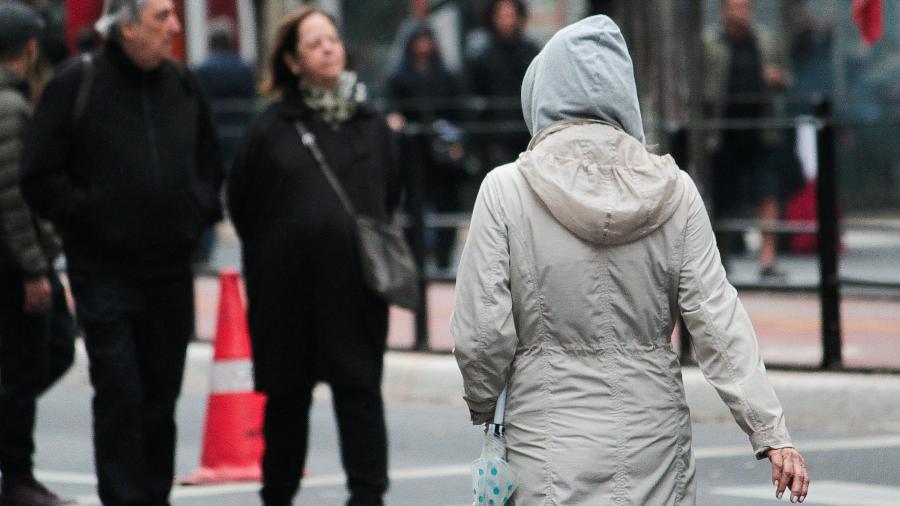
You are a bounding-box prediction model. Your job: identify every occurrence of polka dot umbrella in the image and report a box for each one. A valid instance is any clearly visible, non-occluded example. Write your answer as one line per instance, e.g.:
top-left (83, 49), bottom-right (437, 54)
top-left (471, 386), bottom-right (517, 506)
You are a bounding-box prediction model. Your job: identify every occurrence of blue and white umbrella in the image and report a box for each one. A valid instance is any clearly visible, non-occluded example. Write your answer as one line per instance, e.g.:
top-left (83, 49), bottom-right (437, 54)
top-left (471, 387), bottom-right (516, 506)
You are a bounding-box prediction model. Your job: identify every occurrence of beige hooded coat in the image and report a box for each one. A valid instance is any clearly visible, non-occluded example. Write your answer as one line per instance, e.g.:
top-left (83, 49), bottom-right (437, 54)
top-left (451, 16), bottom-right (792, 505)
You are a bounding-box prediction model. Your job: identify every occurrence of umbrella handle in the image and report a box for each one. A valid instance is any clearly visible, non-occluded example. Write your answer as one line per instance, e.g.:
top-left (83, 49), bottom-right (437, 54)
top-left (493, 386), bottom-right (508, 426)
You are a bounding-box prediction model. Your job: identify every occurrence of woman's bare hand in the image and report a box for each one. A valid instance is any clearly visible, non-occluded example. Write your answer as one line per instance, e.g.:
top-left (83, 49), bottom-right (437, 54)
top-left (767, 447), bottom-right (809, 503)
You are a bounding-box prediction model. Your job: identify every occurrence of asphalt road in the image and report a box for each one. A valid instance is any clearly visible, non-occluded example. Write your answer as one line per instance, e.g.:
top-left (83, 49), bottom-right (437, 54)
top-left (25, 345), bottom-right (900, 506)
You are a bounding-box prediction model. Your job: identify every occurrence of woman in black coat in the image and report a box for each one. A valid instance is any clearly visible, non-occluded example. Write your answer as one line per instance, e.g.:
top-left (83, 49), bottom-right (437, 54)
top-left (227, 7), bottom-right (401, 506)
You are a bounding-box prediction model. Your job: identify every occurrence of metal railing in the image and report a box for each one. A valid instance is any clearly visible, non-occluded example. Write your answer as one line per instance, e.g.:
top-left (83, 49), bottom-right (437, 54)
top-left (203, 95), bottom-right (900, 371)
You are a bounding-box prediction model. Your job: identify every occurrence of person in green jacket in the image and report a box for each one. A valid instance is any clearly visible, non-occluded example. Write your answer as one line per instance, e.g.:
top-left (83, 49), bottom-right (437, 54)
top-left (0, 4), bottom-right (75, 506)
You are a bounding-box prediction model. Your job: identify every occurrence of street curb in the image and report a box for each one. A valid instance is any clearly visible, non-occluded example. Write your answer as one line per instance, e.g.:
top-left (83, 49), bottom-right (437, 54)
top-left (65, 343), bottom-right (900, 434)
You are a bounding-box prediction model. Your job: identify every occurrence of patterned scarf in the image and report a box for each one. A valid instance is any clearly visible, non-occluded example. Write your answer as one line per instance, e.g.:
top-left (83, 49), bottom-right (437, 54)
top-left (300, 71), bottom-right (368, 129)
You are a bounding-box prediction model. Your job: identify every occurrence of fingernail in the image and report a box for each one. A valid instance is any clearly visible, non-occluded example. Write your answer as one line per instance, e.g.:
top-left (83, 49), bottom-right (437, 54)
top-left (791, 496), bottom-right (798, 503)
top-left (777, 491), bottom-right (783, 499)
top-left (799, 496), bottom-right (805, 503)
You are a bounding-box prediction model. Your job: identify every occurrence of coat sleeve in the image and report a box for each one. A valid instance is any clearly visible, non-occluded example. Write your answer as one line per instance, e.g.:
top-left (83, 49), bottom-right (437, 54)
top-left (226, 110), bottom-right (274, 243)
top-left (677, 178), bottom-right (792, 458)
top-left (226, 122), bottom-right (259, 241)
top-left (21, 63), bottom-right (89, 230)
top-left (450, 173), bottom-right (517, 424)
top-left (380, 119), bottom-right (403, 214)
top-left (0, 95), bottom-right (47, 278)
top-left (759, 28), bottom-right (793, 90)
top-left (192, 74), bottom-right (225, 223)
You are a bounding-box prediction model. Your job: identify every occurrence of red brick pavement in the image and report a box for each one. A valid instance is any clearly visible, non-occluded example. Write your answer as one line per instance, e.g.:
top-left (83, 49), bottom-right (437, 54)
top-left (194, 278), bottom-right (900, 370)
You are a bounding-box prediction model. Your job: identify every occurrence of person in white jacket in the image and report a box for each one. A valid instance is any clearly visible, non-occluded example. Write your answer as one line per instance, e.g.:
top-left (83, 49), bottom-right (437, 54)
top-left (451, 15), bottom-right (809, 505)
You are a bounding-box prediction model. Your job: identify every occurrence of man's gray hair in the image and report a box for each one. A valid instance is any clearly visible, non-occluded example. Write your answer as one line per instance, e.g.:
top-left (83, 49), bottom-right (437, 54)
top-left (94, 0), bottom-right (148, 37)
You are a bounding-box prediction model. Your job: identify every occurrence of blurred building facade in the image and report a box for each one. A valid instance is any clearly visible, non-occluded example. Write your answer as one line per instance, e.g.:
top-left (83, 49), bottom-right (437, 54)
top-left (54, 0), bottom-right (900, 211)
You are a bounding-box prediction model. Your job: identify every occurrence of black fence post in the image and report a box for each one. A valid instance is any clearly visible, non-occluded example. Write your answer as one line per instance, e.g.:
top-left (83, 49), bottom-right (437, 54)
top-left (815, 99), bottom-right (842, 369)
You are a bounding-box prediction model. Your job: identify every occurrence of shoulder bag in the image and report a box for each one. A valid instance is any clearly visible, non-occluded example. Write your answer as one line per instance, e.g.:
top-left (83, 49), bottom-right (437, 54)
top-left (294, 121), bottom-right (420, 310)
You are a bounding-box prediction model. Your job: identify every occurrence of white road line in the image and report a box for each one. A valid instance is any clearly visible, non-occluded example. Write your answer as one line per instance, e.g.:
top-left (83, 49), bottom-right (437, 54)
top-left (34, 470), bottom-right (97, 485)
top-left (38, 434), bottom-right (900, 503)
top-left (711, 480), bottom-right (900, 505)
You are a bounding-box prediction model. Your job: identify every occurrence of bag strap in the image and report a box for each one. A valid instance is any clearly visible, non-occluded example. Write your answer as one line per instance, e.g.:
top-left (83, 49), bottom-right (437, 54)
top-left (293, 121), bottom-right (357, 217)
top-left (73, 53), bottom-right (95, 127)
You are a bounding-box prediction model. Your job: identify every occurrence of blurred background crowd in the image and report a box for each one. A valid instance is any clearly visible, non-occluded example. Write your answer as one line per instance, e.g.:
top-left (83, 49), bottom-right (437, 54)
top-left (13, 0), bottom-right (900, 277)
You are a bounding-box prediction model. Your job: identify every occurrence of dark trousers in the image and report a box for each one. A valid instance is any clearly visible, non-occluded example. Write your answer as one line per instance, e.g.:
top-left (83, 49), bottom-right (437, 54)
top-left (0, 270), bottom-right (74, 476)
top-left (68, 273), bottom-right (193, 506)
top-left (260, 381), bottom-right (388, 506)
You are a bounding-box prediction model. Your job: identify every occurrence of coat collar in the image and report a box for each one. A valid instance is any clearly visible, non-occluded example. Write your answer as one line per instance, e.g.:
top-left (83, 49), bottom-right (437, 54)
top-left (276, 88), bottom-right (374, 122)
top-left (0, 67), bottom-right (29, 96)
top-left (103, 35), bottom-right (167, 83)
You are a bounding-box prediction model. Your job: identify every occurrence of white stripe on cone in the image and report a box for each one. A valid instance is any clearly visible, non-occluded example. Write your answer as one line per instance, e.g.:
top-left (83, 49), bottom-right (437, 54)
top-left (210, 360), bottom-right (254, 394)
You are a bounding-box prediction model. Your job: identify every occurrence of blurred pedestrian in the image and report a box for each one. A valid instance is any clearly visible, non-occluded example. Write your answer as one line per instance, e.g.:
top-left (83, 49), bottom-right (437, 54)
top-left (384, 0), bottom-right (431, 80)
top-left (18, 0), bottom-right (70, 103)
top-left (228, 7), bottom-right (401, 506)
top-left (20, 0), bottom-right (224, 504)
top-left (194, 17), bottom-right (256, 166)
top-left (0, 4), bottom-right (75, 505)
top-left (704, 0), bottom-right (792, 279)
top-left (466, 0), bottom-right (538, 172)
top-left (387, 23), bottom-right (464, 271)
top-left (453, 15), bottom-right (809, 505)
top-left (193, 17), bottom-right (257, 264)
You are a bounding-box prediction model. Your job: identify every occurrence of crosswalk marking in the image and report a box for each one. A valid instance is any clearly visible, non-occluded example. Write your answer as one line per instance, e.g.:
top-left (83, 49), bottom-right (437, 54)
top-left (36, 434), bottom-right (900, 503)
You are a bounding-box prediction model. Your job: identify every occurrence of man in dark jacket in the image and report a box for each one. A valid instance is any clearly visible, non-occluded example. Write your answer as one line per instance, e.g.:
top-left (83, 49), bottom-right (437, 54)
top-left (21, 0), bottom-right (224, 504)
top-left (194, 19), bottom-right (256, 166)
top-left (0, 4), bottom-right (75, 505)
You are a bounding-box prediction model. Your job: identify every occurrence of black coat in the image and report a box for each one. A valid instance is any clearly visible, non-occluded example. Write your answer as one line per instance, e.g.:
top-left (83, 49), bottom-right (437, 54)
top-left (228, 92), bottom-right (402, 394)
top-left (467, 34), bottom-right (539, 163)
top-left (387, 64), bottom-right (463, 198)
top-left (22, 38), bottom-right (224, 280)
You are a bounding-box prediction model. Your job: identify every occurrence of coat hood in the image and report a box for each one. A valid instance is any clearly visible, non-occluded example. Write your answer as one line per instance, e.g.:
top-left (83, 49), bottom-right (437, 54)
top-left (517, 121), bottom-right (685, 246)
top-left (521, 15), bottom-right (644, 144)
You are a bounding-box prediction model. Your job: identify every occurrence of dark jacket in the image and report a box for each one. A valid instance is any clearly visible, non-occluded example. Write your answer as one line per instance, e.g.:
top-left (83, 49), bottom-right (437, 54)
top-left (194, 50), bottom-right (257, 164)
top-left (467, 33), bottom-right (539, 119)
top-left (21, 37), bottom-right (224, 280)
top-left (228, 91), bottom-right (401, 394)
top-left (387, 33), bottom-right (463, 197)
top-left (467, 34), bottom-right (539, 164)
top-left (702, 24), bottom-right (790, 152)
top-left (0, 67), bottom-right (61, 279)
top-left (387, 23), bottom-right (460, 125)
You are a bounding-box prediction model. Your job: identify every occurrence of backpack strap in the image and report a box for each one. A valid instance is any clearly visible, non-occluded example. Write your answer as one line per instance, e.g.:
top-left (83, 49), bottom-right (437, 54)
top-left (172, 61), bottom-right (200, 97)
top-left (71, 55), bottom-right (197, 127)
top-left (73, 53), bottom-right (94, 126)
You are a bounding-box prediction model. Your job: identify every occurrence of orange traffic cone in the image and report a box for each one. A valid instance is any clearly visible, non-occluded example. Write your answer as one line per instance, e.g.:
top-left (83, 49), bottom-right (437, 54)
top-left (183, 270), bottom-right (266, 483)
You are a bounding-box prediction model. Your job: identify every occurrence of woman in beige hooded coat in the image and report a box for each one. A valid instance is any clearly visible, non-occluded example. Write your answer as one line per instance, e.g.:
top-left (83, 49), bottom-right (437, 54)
top-left (451, 15), bottom-right (809, 505)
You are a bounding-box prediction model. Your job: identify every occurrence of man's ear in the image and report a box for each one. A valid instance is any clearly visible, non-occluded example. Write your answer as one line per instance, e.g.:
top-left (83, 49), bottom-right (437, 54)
top-left (119, 20), bottom-right (140, 42)
top-left (25, 38), bottom-right (40, 65)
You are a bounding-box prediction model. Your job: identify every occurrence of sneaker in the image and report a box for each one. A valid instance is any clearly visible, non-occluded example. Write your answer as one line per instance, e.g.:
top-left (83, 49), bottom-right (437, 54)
top-left (0, 474), bottom-right (76, 506)
top-left (759, 265), bottom-right (787, 282)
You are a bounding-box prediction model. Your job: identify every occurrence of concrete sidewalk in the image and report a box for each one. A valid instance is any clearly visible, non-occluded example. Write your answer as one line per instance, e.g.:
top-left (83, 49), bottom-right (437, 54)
top-left (197, 219), bottom-right (900, 370)
top-left (60, 341), bottom-right (900, 436)
top-left (380, 351), bottom-right (900, 435)
top-left (186, 220), bottom-right (900, 436)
